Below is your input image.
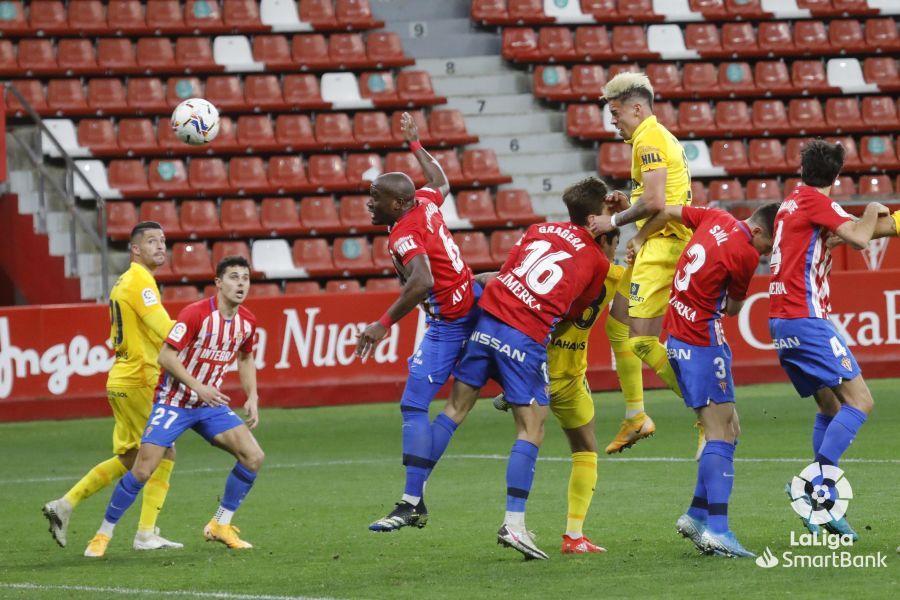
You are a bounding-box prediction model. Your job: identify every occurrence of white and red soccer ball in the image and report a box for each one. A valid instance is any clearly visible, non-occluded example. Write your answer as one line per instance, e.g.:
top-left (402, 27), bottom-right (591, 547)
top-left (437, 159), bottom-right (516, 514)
top-left (171, 98), bottom-right (220, 146)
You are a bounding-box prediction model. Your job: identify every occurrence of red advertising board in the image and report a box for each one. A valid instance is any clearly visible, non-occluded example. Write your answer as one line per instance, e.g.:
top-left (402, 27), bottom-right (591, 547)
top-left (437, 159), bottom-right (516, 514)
top-left (0, 91), bottom-right (6, 185)
top-left (1, 271), bottom-right (899, 422)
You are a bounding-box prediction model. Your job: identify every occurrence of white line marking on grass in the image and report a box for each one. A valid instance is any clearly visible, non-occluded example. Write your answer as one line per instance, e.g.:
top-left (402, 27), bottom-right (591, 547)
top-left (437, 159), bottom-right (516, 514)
top-left (0, 583), bottom-right (338, 600)
top-left (6, 455), bottom-right (898, 486)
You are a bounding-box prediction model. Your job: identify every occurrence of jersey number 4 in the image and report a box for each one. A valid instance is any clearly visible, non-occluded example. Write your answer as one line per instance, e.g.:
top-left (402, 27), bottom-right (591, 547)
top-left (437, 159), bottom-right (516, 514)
top-left (512, 240), bottom-right (572, 295)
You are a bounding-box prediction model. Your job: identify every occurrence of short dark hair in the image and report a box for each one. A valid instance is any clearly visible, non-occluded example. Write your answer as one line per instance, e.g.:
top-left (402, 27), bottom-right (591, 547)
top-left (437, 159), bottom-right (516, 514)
top-left (800, 139), bottom-right (844, 188)
top-left (216, 255), bottom-right (251, 279)
top-left (130, 221), bottom-right (163, 243)
top-left (749, 202), bottom-right (780, 237)
top-left (598, 228), bottom-right (621, 245)
top-left (563, 177), bottom-right (609, 226)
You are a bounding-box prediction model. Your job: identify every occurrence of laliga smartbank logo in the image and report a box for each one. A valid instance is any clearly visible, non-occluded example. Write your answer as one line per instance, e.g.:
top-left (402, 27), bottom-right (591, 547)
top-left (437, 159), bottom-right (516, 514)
top-left (755, 462), bottom-right (888, 569)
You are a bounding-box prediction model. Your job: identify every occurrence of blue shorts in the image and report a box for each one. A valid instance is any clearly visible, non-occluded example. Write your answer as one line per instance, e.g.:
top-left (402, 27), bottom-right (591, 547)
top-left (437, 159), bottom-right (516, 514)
top-left (408, 303), bottom-right (482, 386)
top-left (452, 313), bottom-right (550, 407)
top-left (668, 336), bottom-right (735, 409)
top-left (141, 403), bottom-right (245, 448)
top-left (769, 317), bottom-right (861, 398)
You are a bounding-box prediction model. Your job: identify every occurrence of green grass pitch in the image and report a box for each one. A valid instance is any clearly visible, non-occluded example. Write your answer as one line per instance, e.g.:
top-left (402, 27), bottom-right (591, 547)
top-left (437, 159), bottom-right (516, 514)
top-left (0, 379), bottom-right (897, 599)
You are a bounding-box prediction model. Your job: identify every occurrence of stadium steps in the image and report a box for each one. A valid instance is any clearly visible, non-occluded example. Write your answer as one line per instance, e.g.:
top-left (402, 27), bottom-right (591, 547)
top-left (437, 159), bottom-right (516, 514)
top-left (372, 1), bottom-right (500, 59)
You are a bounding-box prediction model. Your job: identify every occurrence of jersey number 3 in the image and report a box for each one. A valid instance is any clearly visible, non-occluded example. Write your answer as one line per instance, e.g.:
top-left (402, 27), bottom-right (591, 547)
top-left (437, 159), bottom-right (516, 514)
top-left (674, 243), bottom-right (706, 292)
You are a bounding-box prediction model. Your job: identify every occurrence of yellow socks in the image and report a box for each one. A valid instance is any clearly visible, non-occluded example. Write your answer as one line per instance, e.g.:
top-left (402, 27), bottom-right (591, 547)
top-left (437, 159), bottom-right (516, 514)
top-left (63, 456), bottom-right (128, 508)
top-left (138, 459), bottom-right (175, 533)
top-left (630, 335), bottom-right (683, 398)
top-left (565, 451), bottom-right (598, 537)
top-left (606, 316), bottom-right (645, 418)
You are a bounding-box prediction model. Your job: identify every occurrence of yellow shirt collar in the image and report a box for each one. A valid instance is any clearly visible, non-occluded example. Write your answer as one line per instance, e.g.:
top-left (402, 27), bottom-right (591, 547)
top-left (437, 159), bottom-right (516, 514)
top-left (626, 115), bottom-right (657, 145)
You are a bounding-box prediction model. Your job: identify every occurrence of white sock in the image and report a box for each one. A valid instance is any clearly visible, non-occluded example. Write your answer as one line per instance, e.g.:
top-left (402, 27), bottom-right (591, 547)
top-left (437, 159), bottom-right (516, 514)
top-left (504, 511), bottom-right (525, 528)
top-left (566, 531), bottom-right (583, 539)
top-left (625, 408), bottom-right (641, 419)
top-left (98, 519), bottom-right (115, 537)
top-left (215, 506), bottom-right (234, 525)
top-left (401, 494), bottom-right (421, 506)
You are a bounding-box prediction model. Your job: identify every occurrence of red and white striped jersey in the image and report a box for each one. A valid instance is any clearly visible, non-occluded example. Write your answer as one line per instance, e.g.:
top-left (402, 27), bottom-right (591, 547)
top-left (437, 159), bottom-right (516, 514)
top-left (155, 296), bottom-right (256, 409)
top-left (768, 185), bottom-right (852, 320)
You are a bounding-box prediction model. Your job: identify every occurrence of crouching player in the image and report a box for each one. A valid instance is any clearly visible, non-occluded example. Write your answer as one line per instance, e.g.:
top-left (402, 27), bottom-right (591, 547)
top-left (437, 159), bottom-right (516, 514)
top-left (85, 257), bottom-right (264, 557)
top-left (629, 202), bottom-right (779, 557)
top-left (493, 224), bottom-right (622, 555)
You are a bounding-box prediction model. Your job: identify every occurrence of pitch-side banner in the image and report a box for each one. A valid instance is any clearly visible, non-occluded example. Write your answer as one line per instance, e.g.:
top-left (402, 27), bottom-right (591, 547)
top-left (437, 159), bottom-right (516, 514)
top-left (1, 270), bottom-right (899, 422)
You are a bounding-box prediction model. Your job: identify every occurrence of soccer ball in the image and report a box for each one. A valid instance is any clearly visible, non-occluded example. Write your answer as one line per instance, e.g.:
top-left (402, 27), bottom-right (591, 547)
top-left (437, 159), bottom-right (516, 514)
top-left (170, 98), bottom-right (220, 145)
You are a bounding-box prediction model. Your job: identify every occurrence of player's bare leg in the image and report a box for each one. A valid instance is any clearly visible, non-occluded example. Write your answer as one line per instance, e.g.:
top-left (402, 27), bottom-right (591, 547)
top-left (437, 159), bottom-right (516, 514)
top-left (204, 425), bottom-right (265, 549)
top-left (559, 420), bottom-right (607, 555)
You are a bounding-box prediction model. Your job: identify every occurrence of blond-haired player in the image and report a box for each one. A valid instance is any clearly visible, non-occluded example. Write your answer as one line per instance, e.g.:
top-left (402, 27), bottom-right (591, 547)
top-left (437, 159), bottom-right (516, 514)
top-left (42, 221), bottom-right (181, 551)
top-left (589, 72), bottom-right (693, 454)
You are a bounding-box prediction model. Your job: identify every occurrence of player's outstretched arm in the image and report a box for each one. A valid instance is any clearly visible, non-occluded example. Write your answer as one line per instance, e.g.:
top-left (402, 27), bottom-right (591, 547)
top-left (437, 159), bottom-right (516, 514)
top-left (237, 350), bottom-right (259, 429)
top-left (355, 254), bottom-right (434, 360)
top-left (625, 205), bottom-right (684, 263)
top-left (401, 112), bottom-right (450, 198)
top-left (590, 168), bottom-right (668, 234)
top-left (834, 202), bottom-right (891, 250)
top-left (872, 210), bottom-right (900, 240)
top-left (158, 343), bottom-right (231, 406)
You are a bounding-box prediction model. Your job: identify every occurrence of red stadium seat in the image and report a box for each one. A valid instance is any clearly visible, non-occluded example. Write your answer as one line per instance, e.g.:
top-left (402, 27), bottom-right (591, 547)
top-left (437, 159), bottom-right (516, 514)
top-left (678, 101), bottom-right (715, 135)
top-left (300, 196), bottom-right (340, 229)
top-left (794, 20), bottom-right (830, 52)
top-left (397, 71), bottom-right (439, 103)
top-left (826, 136), bottom-right (861, 169)
top-left (715, 101), bottom-right (752, 134)
top-left (708, 179), bottom-right (744, 203)
top-left (431, 150), bottom-right (464, 181)
top-left (496, 189), bottom-right (536, 221)
top-left (172, 242), bottom-right (214, 279)
top-left (326, 279), bottom-right (361, 294)
top-left (683, 62), bottom-right (719, 93)
top-left (503, 28), bottom-right (539, 61)
top-left (570, 65), bottom-right (606, 98)
top-left (335, 0), bottom-right (378, 28)
top-left (292, 238), bottom-right (335, 273)
top-left (139, 200), bottom-right (181, 235)
top-left (390, 109), bottom-right (429, 144)
top-left (758, 22), bottom-right (795, 53)
top-left (118, 118), bottom-right (157, 151)
top-left (228, 156), bottom-right (268, 192)
top-left (718, 62), bottom-right (754, 93)
top-left (861, 96), bottom-right (899, 128)
top-left (334, 237), bottom-right (374, 273)
top-left (146, 0), bottom-right (186, 31)
top-left (858, 174), bottom-right (893, 198)
top-left (315, 112), bottom-right (355, 147)
top-left (329, 33), bottom-right (367, 67)
top-left (722, 22), bottom-right (757, 53)
top-left (285, 281), bottom-right (321, 295)
top-left (685, 24), bottom-right (722, 53)
top-left (574, 26), bottom-right (611, 58)
top-left (472, 0), bottom-right (509, 23)
top-left (292, 34), bottom-right (331, 68)
top-left (0, 40), bottom-right (14, 73)
top-left (17, 40), bottom-right (56, 73)
top-left (367, 278), bottom-right (401, 292)
top-left (244, 75), bottom-right (286, 111)
top-left (308, 155), bottom-right (348, 189)
top-left (248, 283), bottom-right (281, 297)
top-left (49, 79), bottom-right (89, 112)
top-left (149, 159), bottom-right (190, 194)
top-left (457, 189), bottom-right (498, 222)
top-left (367, 32), bottom-right (407, 65)
top-left (725, 0), bottom-right (762, 16)
top-left (612, 25), bottom-right (650, 57)
top-left (748, 139), bottom-right (786, 171)
top-left (745, 178), bottom-right (781, 201)
top-left (212, 240), bottom-right (252, 267)
top-left (353, 111), bottom-right (392, 146)
top-left (29, 1), bottom-right (67, 34)
top-left (533, 65), bottom-right (571, 99)
top-left (646, 63), bottom-right (682, 94)
top-left (127, 78), bottom-right (168, 112)
top-left (107, 160), bottom-right (149, 195)
top-left (829, 175), bottom-right (856, 199)
top-left (830, 19), bottom-right (866, 52)
top-left (618, 0), bottom-right (654, 17)
top-left (106, 201), bottom-right (138, 240)
top-left (863, 57), bottom-right (900, 86)
top-left (346, 153), bottom-right (383, 185)
top-left (372, 235), bottom-right (393, 270)
top-left (751, 99), bottom-right (788, 132)
top-left (567, 103), bottom-right (605, 139)
top-left (338, 195), bottom-right (372, 228)
top-left (78, 119), bottom-right (118, 152)
top-left (187, 157), bottom-right (229, 194)
top-left (274, 115), bottom-right (314, 151)
top-left (598, 143), bottom-right (632, 179)
top-left (236, 115), bottom-right (276, 149)
top-left (58, 39), bottom-right (99, 72)
top-left (268, 155), bottom-right (308, 190)
top-left (788, 99), bottom-right (826, 131)
top-left (453, 231), bottom-right (492, 270)
top-left (581, 0), bottom-right (617, 16)
top-left (690, 180), bottom-right (708, 207)
top-left (166, 77), bottom-right (203, 107)
top-left (108, 1), bottom-right (148, 34)
top-left (300, 0), bottom-right (337, 28)
top-left (205, 76), bottom-right (246, 111)
top-left (221, 198), bottom-right (265, 237)
top-left (210, 116), bottom-right (238, 151)
top-left (6, 80), bottom-right (46, 114)
top-left (825, 97), bottom-right (863, 128)
top-left (710, 140), bottom-right (749, 170)
top-left (260, 198), bottom-right (303, 235)
top-left (462, 149), bottom-right (505, 184)
top-left (384, 152), bottom-right (425, 186)
top-left (754, 61), bottom-right (793, 92)
top-left (539, 27), bottom-right (577, 61)
top-left (792, 60), bottom-right (830, 92)
top-left (86, 78), bottom-right (126, 111)
top-left (490, 230), bottom-right (523, 264)
top-left (162, 285), bottom-right (202, 302)
top-left (359, 71), bottom-right (399, 103)
top-left (175, 37), bottom-right (216, 69)
top-left (135, 38), bottom-right (174, 71)
top-left (608, 63), bottom-right (640, 78)
top-left (654, 101), bottom-right (678, 133)
top-left (223, 0), bottom-right (263, 29)
top-left (860, 135), bottom-right (898, 168)
top-left (185, 0), bottom-right (224, 30)
top-left (865, 18), bottom-right (900, 51)
top-left (0, 1), bottom-right (27, 35)
top-left (785, 137), bottom-right (814, 170)
top-left (508, 0), bottom-right (546, 21)
top-left (180, 200), bottom-right (223, 238)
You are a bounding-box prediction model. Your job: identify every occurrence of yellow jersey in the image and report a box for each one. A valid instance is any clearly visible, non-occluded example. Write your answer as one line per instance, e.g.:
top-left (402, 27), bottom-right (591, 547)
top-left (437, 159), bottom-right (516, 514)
top-left (106, 262), bottom-right (175, 389)
top-left (627, 115), bottom-right (692, 241)
top-left (548, 264), bottom-right (626, 381)
top-left (892, 210), bottom-right (900, 235)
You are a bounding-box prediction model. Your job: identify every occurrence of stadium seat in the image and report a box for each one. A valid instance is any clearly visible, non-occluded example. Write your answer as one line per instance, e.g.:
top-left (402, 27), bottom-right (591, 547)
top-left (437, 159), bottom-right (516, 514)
top-left (308, 155), bottom-right (348, 189)
top-left (329, 33), bottom-right (368, 68)
top-left (162, 285), bottom-right (202, 302)
top-left (275, 114), bottom-right (316, 149)
top-left (653, 102), bottom-right (678, 133)
top-left (794, 20), bottom-right (831, 52)
top-left (865, 18), bottom-right (900, 51)
top-left (397, 71), bottom-right (440, 103)
top-left (338, 195), bottom-right (373, 229)
top-left (56, 39), bottom-right (100, 73)
top-left (612, 25), bottom-right (652, 58)
top-left (0, 1), bottom-right (27, 36)
top-left (346, 153), bottom-right (383, 185)
top-left (139, 200), bottom-right (182, 235)
top-left (211, 116), bottom-right (239, 152)
top-left (300, 195), bottom-right (341, 230)
top-left (754, 61), bottom-right (793, 92)
top-left (745, 178), bottom-right (781, 201)
top-left (367, 32), bottom-right (409, 66)
top-left (185, 0), bottom-right (225, 31)
top-left (566, 103), bottom-right (605, 139)
top-left (248, 283), bottom-right (281, 297)
top-left (826, 136), bottom-right (862, 169)
top-left (496, 189), bottom-right (537, 222)
top-left (710, 140), bottom-right (749, 171)
top-left (172, 242), bottom-right (214, 279)
top-left (490, 230), bottom-right (523, 264)
top-left (784, 137), bottom-right (813, 170)
top-left (334, 237), bottom-right (374, 273)
top-left (792, 60), bottom-right (831, 92)
top-left (298, 0), bottom-right (337, 28)
top-left (108, 159), bottom-right (150, 195)
top-left (372, 235), bottom-right (393, 270)
top-left (181, 200), bottom-right (223, 238)
top-left (367, 278), bottom-right (401, 292)
top-left (49, 79), bottom-right (89, 112)
top-left (683, 62), bottom-right (719, 93)
top-left (384, 153), bottom-right (425, 186)
top-left (453, 231), bottom-right (492, 270)
top-left (432, 149), bottom-right (465, 183)
top-left (166, 77), bottom-right (203, 107)
top-left (352, 111), bottom-right (392, 147)
top-left (581, 0), bottom-right (618, 17)
top-left (6, 80), bottom-right (47, 114)
top-left (29, 1), bottom-right (67, 34)
top-left (722, 22), bottom-right (757, 53)
top-left (0, 40), bottom-right (14, 75)
top-left (292, 238), bottom-right (335, 274)
top-left (858, 174), bottom-right (894, 198)
top-left (685, 24), bottom-right (723, 53)
top-left (751, 99), bottom-right (789, 133)
top-left (227, 156), bottom-right (268, 192)
top-left (708, 179), bottom-right (744, 203)
top-left (690, 180), bottom-right (708, 207)
top-left (825, 97), bottom-right (863, 128)
top-left (646, 63), bottom-right (682, 94)
top-left (618, 0), bottom-right (655, 19)
top-left (718, 62), bottom-right (754, 93)
top-left (462, 149), bottom-right (508, 185)
top-left (539, 27), bottom-right (577, 61)
top-left (336, 0), bottom-right (379, 28)
top-left (74, 159), bottom-right (118, 199)
top-left (326, 279), bottom-right (362, 294)
top-left (106, 201), bottom-right (138, 240)
top-left (293, 34), bottom-right (331, 68)
top-left (176, 37), bottom-right (216, 69)
top-left (127, 78), bottom-right (168, 112)
top-left (574, 26), bottom-right (611, 58)
top-left (251, 239), bottom-right (298, 277)
top-left (236, 115), bottom-right (276, 150)
top-left (860, 135), bottom-right (898, 168)
top-left (359, 71), bottom-right (398, 103)
top-left (221, 198), bottom-right (265, 237)
top-left (118, 118), bottom-right (157, 152)
top-left (212, 240), bottom-right (252, 268)
top-left (244, 75), bottom-right (286, 111)
top-left (570, 65), bottom-right (606, 99)
top-left (253, 34), bottom-right (292, 67)
top-left (533, 65), bottom-right (571, 100)
top-left (260, 197), bottom-right (304, 235)
top-left (315, 112), bottom-right (356, 147)
top-left (471, 0), bottom-right (509, 22)
top-left (678, 101), bottom-right (715, 135)
top-left (456, 189), bottom-right (498, 222)
top-left (863, 57), bottom-right (900, 87)
top-left (146, 0), bottom-right (186, 32)
top-left (149, 159), bottom-right (190, 194)
top-left (136, 38), bottom-right (175, 70)
top-left (598, 143), bottom-right (632, 179)
top-left (725, 0), bottom-right (762, 17)
top-left (205, 75), bottom-right (246, 111)
top-left (748, 139), bottom-right (786, 172)
top-left (758, 21), bottom-right (795, 53)
top-left (77, 119), bottom-right (118, 154)
top-left (108, 1), bottom-right (149, 35)
top-left (268, 155), bottom-right (308, 191)
top-left (503, 28), bottom-right (539, 61)
top-left (861, 96), bottom-right (899, 128)
top-left (17, 40), bottom-right (56, 74)
top-left (508, 0), bottom-right (547, 22)
top-left (187, 157), bottom-right (229, 195)
top-left (829, 175), bottom-right (856, 199)
top-left (285, 281), bottom-right (321, 295)
top-left (830, 19), bottom-right (867, 52)
top-left (788, 99), bottom-right (826, 132)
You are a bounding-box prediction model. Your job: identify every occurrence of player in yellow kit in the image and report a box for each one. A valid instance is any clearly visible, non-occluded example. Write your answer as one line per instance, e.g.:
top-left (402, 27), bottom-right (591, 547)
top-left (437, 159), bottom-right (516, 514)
top-left (590, 72), bottom-right (694, 454)
top-left (495, 228), bottom-right (622, 554)
top-left (42, 221), bottom-right (181, 551)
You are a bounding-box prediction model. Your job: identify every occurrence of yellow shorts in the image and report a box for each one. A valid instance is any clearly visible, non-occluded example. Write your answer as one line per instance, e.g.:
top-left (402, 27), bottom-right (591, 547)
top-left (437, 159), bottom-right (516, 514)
top-left (550, 376), bottom-right (594, 430)
top-left (628, 236), bottom-right (687, 319)
top-left (107, 386), bottom-right (153, 455)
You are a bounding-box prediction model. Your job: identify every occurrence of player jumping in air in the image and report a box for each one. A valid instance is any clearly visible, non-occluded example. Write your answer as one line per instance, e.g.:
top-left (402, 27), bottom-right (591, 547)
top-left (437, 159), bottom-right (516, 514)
top-left (43, 221), bottom-right (181, 551)
top-left (84, 256), bottom-right (264, 557)
top-left (768, 139), bottom-right (889, 541)
top-left (589, 72), bottom-right (695, 455)
top-left (630, 202), bottom-right (779, 557)
top-left (359, 113), bottom-right (482, 533)
top-left (432, 177), bottom-right (611, 560)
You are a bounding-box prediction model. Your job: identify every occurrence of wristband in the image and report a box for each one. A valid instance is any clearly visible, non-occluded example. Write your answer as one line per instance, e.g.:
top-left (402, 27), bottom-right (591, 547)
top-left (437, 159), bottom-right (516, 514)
top-left (378, 313), bottom-right (394, 329)
top-left (610, 213), bottom-right (618, 228)
top-left (410, 140), bottom-right (423, 153)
